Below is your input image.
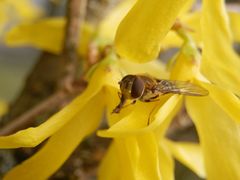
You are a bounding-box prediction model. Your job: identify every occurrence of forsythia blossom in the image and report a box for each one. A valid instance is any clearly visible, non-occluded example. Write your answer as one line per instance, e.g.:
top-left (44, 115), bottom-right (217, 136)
top-left (0, 0), bottom-right (240, 180)
top-left (0, 0), bottom-right (41, 36)
top-left (112, 0), bottom-right (240, 179)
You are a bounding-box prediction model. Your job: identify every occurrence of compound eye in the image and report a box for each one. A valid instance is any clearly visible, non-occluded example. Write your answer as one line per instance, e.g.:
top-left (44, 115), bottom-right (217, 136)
top-left (131, 76), bottom-right (145, 98)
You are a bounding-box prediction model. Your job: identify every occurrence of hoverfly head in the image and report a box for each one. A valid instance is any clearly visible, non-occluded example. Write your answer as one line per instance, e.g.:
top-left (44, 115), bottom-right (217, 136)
top-left (119, 75), bottom-right (145, 100)
top-left (130, 75), bottom-right (145, 99)
top-left (113, 75), bottom-right (145, 113)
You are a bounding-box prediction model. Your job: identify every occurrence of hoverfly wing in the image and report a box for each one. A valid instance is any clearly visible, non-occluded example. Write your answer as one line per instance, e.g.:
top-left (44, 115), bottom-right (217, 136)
top-left (156, 80), bottom-right (209, 96)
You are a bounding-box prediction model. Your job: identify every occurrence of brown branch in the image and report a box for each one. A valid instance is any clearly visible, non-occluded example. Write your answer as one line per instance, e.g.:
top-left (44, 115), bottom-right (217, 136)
top-left (0, 81), bottom-right (86, 136)
top-left (63, 0), bottom-right (87, 54)
top-left (0, 92), bottom-right (65, 136)
top-left (59, 0), bottom-right (87, 89)
top-left (0, 0), bottom-right (88, 136)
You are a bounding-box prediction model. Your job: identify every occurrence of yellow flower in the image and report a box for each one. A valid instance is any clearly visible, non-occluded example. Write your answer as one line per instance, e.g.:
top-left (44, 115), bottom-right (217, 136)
top-left (109, 0), bottom-right (240, 178)
top-left (0, 51), bottom-right (205, 179)
top-left (98, 92), bottom-right (205, 179)
top-left (0, 55), bottom-right (115, 178)
top-left (5, 18), bottom-right (93, 57)
top-left (0, 0), bottom-right (42, 36)
top-left (98, 0), bottom-right (136, 44)
top-left (1, 0), bottom-right (240, 179)
top-left (172, 35), bottom-right (240, 180)
top-left (1, 54), bottom-right (178, 179)
top-left (200, 0), bottom-right (240, 96)
top-left (114, 0), bottom-right (190, 62)
top-left (162, 10), bottom-right (240, 49)
top-left (98, 32), bottom-right (240, 179)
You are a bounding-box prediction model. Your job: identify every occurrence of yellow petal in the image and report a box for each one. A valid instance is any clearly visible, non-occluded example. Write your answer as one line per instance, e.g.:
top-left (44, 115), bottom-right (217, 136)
top-left (170, 41), bottom-right (200, 81)
top-left (114, 138), bottom-right (137, 179)
top-left (117, 59), bottom-right (168, 79)
top-left (104, 93), bottom-right (161, 134)
top-left (165, 139), bottom-right (206, 178)
top-left (158, 140), bottom-right (174, 180)
top-left (181, 11), bottom-right (202, 44)
top-left (98, 0), bottom-right (195, 47)
top-left (161, 12), bottom-right (201, 49)
top-left (5, 18), bottom-right (93, 57)
top-left (85, 54), bottom-right (122, 89)
top-left (115, 0), bottom-right (189, 62)
top-left (7, 0), bottom-right (42, 20)
top-left (203, 0), bottom-right (232, 43)
top-left (98, 95), bottom-right (182, 138)
top-left (163, 10), bottom-right (240, 49)
top-left (161, 31), bottom-right (183, 49)
top-left (134, 133), bottom-right (161, 179)
top-left (99, 137), bottom-right (174, 180)
top-left (0, 0), bottom-right (42, 21)
top-left (201, 0), bottom-right (240, 95)
top-left (103, 86), bottom-right (133, 127)
top-left (184, 11), bottom-right (240, 45)
top-left (0, 91), bottom-right (96, 148)
top-left (101, 58), bottom-right (168, 127)
top-left (0, 0), bottom-right (41, 36)
top-left (4, 91), bottom-right (104, 180)
top-left (161, 1), bottom-right (201, 49)
top-left (99, 122), bottom-right (174, 180)
top-left (0, 59), bottom-right (115, 148)
top-left (5, 18), bottom-right (64, 53)
top-left (98, 0), bottom-right (136, 43)
top-left (110, 133), bottom-right (161, 179)
top-left (198, 81), bottom-right (240, 123)
top-left (186, 96), bottom-right (240, 180)
top-left (229, 11), bottom-right (240, 43)
top-left (153, 95), bottom-right (183, 138)
top-left (78, 24), bottom-right (94, 57)
top-left (98, 142), bottom-right (120, 180)
top-left (178, 0), bottom-right (196, 16)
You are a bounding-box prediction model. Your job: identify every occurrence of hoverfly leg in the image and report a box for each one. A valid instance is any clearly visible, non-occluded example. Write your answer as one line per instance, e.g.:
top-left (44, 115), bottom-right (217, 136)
top-left (112, 96), bottom-right (126, 114)
top-left (112, 99), bottom-right (137, 113)
top-left (131, 100), bottom-right (137, 104)
top-left (147, 117), bottom-right (151, 125)
top-left (147, 104), bottom-right (159, 125)
top-left (122, 100), bottom-right (136, 108)
top-left (144, 99), bottom-right (159, 102)
top-left (142, 95), bottom-right (159, 102)
top-left (147, 102), bottom-right (158, 126)
top-left (147, 110), bottom-right (154, 125)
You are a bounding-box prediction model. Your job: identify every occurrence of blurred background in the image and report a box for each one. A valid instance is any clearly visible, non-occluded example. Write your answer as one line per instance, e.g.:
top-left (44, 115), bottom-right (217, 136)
top-left (0, 0), bottom-right (239, 179)
top-left (0, 0), bottom-right (121, 102)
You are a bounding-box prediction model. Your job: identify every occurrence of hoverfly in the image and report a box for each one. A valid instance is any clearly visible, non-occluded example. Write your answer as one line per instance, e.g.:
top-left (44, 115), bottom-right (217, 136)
top-left (112, 75), bottom-right (209, 113)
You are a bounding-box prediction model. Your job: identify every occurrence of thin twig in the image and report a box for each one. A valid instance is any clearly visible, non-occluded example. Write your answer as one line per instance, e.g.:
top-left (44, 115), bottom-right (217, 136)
top-left (0, 92), bottom-right (65, 136)
top-left (63, 0), bottom-right (87, 54)
top-left (60, 0), bottom-right (88, 89)
top-left (0, 82), bottom-right (86, 136)
top-left (0, 0), bottom-right (88, 135)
